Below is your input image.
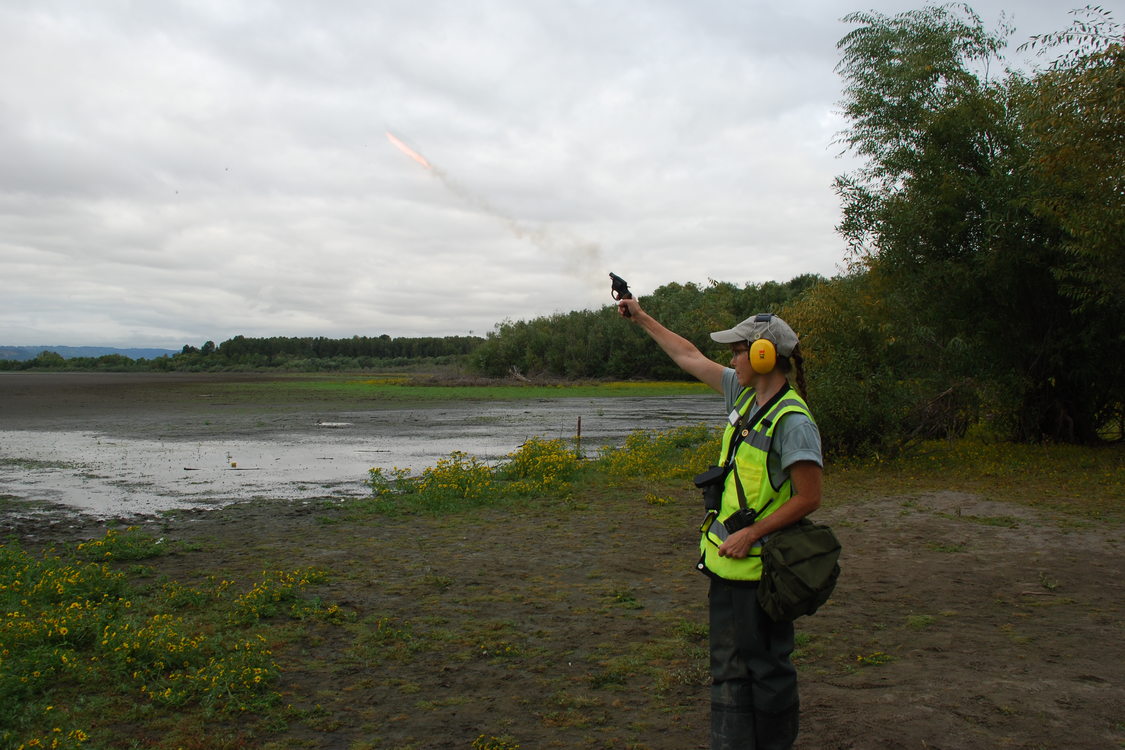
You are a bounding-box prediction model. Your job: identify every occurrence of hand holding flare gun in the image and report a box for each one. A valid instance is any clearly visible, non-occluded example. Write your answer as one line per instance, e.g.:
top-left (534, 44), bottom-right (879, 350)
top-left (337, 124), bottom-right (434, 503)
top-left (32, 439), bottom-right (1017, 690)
top-left (609, 272), bottom-right (633, 317)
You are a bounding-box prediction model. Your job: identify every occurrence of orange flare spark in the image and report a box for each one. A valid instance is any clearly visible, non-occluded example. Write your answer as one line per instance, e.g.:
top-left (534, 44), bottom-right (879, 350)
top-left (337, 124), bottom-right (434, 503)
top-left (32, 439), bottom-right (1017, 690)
top-left (386, 131), bottom-right (432, 170)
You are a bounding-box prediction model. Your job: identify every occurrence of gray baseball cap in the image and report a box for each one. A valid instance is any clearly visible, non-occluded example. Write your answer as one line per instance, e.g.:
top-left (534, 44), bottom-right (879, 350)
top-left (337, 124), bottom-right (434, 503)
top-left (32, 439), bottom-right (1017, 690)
top-left (710, 313), bottom-right (799, 356)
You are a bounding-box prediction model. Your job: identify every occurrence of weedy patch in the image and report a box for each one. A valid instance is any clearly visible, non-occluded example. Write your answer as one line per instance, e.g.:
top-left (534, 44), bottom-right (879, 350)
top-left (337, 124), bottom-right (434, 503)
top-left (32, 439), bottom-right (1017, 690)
top-left (73, 525), bottom-right (170, 561)
top-left (347, 615), bottom-right (421, 662)
top-left (0, 530), bottom-right (338, 749)
top-left (477, 640), bottom-right (522, 659)
top-left (658, 664), bottom-right (710, 689)
top-left (793, 631), bottom-right (822, 665)
top-left (674, 619), bottom-right (708, 643)
top-left (928, 542), bottom-right (967, 553)
top-left (608, 589), bottom-right (644, 610)
top-left (472, 732), bottom-right (522, 749)
top-left (364, 437), bottom-right (588, 514)
top-left (589, 668), bottom-right (630, 689)
top-left (419, 572), bottom-right (454, 591)
top-left (362, 427), bottom-right (722, 518)
top-left (906, 614), bottom-right (937, 630)
top-left (855, 651), bottom-right (895, 667)
top-left (497, 437), bottom-right (581, 496)
top-left (230, 568), bottom-right (329, 624)
top-left (596, 424), bottom-right (719, 485)
top-left (551, 690), bottom-right (602, 710)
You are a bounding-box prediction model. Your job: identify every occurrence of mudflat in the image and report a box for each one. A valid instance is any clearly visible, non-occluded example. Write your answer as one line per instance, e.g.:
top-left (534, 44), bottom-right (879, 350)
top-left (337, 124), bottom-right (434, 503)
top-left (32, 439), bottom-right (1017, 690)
top-left (2, 372), bottom-right (1123, 748)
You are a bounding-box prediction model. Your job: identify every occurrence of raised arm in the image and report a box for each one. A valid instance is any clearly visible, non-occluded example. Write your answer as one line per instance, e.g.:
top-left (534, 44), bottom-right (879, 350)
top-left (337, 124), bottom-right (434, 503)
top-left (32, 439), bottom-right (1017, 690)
top-left (618, 297), bottom-right (727, 393)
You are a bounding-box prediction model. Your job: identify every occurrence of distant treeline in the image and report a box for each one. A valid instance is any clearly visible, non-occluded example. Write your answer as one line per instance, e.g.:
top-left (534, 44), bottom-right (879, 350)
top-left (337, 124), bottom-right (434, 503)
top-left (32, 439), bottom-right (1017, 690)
top-left (470, 275), bottom-right (822, 381)
top-left (206, 334), bottom-right (482, 366)
top-left (0, 345), bottom-right (178, 362)
top-left (0, 335), bottom-right (484, 373)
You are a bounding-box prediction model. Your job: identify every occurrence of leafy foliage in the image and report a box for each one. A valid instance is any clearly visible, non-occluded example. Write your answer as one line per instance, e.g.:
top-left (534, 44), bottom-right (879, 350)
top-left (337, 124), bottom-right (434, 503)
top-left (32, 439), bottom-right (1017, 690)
top-left (831, 2), bottom-right (1123, 446)
top-left (785, 273), bottom-right (952, 456)
top-left (595, 424), bottom-right (719, 484)
top-left (1019, 6), bottom-right (1125, 311)
top-left (367, 437), bottom-right (585, 513)
top-left (366, 426), bottom-right (719, 513)
top-left (470, 275), bottom-right (823, 379)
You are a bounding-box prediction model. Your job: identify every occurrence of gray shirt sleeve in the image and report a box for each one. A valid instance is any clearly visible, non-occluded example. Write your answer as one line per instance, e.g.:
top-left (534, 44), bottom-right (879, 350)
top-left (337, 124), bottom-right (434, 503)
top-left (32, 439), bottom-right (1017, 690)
top-left (721, 367), bottom-right (741, 414)
top-left (774, 413), bottom-right (823, 469)
top-left (768, 412), bottom-right (823, 488)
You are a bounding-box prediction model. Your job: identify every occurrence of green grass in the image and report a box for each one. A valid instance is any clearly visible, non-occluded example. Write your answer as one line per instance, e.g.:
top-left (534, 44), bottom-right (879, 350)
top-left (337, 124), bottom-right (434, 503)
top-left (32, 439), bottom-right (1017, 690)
top-left (192, 375), bottom-right (712, 406)
top-left (828, 437), bottom-right (1124, 522)
top-left (906, 614), bottom-right (936, 630)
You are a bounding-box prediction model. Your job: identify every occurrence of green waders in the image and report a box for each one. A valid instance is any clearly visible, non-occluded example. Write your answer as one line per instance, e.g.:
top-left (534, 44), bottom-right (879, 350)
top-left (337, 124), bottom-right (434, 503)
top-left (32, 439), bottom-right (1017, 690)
top-left (709, 578), bottom-right (800, 750)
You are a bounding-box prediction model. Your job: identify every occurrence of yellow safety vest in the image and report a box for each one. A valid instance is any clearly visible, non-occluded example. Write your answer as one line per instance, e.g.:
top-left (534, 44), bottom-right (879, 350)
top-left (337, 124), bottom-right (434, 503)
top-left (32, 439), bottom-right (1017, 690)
top-left (698, 385), bottom-right (815, 582)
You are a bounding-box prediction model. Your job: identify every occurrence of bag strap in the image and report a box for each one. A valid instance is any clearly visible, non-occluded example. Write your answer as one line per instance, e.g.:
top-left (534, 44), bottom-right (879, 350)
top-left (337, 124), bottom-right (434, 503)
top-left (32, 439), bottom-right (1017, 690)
top-left (721, 382), bottom-right (791, 472)
top-left (732, 469), bottom-right (783, 515)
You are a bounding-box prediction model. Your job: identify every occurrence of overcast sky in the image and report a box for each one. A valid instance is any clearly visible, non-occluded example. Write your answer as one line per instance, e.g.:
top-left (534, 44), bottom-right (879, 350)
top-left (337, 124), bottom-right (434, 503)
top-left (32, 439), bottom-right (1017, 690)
top-left (1, 0), bottom-right (1112, 348)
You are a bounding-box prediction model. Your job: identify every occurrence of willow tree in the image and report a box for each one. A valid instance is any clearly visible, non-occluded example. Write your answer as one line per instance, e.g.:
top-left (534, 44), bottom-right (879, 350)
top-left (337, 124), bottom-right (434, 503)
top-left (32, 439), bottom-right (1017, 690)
top-left (1020, 7), bottom-right (1124, 313)
top-left (1018, 7), bottom-right (1125, 440)
top-left (833, 3), bottom-right (1120, 443)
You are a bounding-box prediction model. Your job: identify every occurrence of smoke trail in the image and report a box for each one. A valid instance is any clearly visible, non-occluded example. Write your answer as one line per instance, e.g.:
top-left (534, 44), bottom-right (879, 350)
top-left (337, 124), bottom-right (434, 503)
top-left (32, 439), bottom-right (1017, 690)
top-left (385, 131), bottom-right (603, 278)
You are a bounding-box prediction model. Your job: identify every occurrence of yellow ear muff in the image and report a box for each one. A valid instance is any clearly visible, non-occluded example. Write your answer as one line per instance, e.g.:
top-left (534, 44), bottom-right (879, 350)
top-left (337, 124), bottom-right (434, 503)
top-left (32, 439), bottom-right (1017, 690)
top-left (749, 338), bottom-right (776, 374)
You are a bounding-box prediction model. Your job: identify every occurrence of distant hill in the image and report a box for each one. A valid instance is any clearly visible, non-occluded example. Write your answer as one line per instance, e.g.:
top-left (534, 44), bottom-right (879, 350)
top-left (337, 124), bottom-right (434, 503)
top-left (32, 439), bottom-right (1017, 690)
top-left (0, 345), bottom-right (179, 361)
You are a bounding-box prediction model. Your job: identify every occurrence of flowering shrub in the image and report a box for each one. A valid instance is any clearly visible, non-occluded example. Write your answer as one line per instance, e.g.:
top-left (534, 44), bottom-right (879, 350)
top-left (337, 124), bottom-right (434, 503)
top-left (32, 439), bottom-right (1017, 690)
top-left (594, 424), bottom-right (719, 484)
top-left (366, 466), bottom-right (415, 498)
top-left (417, 451), bottom-right (495, 504)
top-left (231, 568), bottom-right (329, 624)
top-left (368, 454), bottom-right (495, 510)
top-left (365, 426), bottom-right (718, 510)
top-left (73, 526), bottom-right (167, 561)
top-left (499, 437), bottom-right (580, 495)
top-left (368, 460), bottom-right (490, 512)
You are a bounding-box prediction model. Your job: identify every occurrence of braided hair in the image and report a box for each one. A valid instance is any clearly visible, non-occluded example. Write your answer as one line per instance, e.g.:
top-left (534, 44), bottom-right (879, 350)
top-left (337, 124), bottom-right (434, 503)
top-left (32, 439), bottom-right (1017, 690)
top-left (776, 344), bottom-right (809, 403)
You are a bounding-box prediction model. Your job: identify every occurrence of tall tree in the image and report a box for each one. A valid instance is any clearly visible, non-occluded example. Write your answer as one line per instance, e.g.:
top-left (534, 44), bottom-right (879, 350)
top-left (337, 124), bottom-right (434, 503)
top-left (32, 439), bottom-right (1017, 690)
top-left (834, 3), bottom-right (1119, 443)
top-left (1019, 7), bottom-right (1125, 310)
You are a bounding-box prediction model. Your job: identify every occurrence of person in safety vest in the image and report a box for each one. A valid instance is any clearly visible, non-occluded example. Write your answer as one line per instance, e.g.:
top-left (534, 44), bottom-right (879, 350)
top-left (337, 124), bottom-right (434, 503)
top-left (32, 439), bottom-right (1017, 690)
top-left (617, 298), bottom-right (822, 750)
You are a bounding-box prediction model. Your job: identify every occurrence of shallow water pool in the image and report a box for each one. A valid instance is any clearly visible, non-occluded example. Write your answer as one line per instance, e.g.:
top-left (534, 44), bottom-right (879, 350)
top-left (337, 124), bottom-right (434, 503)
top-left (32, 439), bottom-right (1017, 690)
top-left (0, 395), bottom-right (720, 516)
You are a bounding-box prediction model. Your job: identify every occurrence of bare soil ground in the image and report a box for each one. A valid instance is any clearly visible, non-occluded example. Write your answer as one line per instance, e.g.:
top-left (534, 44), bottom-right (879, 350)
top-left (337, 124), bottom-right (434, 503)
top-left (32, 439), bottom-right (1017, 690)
top-left (2, 373), bottom-right (1123, 749)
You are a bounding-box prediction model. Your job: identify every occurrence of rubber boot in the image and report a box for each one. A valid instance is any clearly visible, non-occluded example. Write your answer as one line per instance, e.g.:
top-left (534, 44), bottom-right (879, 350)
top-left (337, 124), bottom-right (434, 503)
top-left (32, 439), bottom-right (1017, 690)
top-left (754, 702), bottom-right (799, 750)
top-left (711, 681), bottom-right (755, 750)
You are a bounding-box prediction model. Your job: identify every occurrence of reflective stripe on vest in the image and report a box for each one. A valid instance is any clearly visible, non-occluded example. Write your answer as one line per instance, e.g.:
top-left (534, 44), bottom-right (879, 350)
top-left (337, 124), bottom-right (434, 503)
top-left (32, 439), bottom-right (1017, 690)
top-left (698, 390), bottom-right (814, 581)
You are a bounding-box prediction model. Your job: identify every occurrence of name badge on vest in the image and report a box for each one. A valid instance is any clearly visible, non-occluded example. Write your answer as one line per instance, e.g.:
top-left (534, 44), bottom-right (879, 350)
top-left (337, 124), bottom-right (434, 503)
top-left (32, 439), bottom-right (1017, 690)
top-left (728, 409), bottom-right (741, 426)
